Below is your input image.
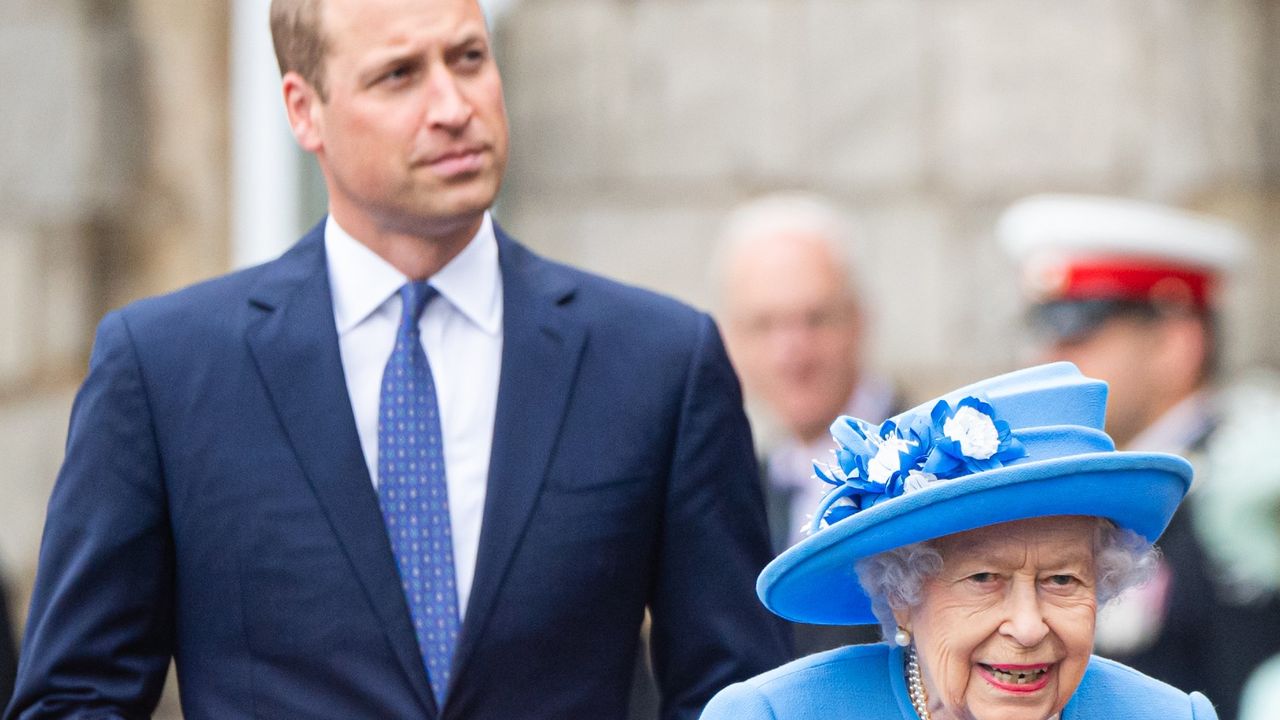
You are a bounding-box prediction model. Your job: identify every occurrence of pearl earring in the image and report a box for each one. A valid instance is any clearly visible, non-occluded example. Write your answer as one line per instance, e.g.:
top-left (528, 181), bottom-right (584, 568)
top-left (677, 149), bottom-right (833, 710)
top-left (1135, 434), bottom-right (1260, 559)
top-left (894, 626), bottom-right (912, 647)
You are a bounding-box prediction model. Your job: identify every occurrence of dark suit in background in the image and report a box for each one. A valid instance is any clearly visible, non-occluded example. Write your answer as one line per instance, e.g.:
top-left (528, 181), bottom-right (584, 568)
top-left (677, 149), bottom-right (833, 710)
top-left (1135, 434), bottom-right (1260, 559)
top-left (760, 461), bottom-right (880, 655)
top-left (5, 225), bottom-right (788, 719)
top-left (0, 578), bottom-right (15, 711)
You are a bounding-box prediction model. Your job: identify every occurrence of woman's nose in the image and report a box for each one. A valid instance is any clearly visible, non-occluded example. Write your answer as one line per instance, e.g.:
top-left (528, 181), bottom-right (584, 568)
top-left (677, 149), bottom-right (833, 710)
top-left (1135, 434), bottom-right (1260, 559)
top-left (999, 580), bottom-right (1050, 647)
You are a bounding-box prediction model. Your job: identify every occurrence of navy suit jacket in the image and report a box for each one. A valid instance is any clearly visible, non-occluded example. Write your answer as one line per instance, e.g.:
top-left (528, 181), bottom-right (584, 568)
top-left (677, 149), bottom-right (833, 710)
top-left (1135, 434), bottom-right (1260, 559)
top-left (0, 583), bottom-right (14, 710)
top-left (7, 224), bottom-right (790, 719)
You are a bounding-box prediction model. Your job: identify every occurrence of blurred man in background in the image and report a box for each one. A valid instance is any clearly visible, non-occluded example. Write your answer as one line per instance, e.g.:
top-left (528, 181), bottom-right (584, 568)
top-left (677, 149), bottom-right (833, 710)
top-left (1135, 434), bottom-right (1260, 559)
top-left (999, 193), bottom-right (1280, 720)
top-left (716, 193), bottom-right (899, 655)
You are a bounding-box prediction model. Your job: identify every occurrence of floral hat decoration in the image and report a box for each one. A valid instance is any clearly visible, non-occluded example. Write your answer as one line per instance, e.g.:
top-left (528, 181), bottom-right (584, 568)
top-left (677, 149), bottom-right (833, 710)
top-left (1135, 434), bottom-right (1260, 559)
top-left (757, 362), bottom-right (1194, 626)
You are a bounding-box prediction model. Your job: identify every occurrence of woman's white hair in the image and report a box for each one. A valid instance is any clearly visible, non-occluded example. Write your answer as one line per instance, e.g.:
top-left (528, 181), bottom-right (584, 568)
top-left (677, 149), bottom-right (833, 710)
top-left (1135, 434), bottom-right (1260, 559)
top-left (854, 518), bottom-right (1160, 639)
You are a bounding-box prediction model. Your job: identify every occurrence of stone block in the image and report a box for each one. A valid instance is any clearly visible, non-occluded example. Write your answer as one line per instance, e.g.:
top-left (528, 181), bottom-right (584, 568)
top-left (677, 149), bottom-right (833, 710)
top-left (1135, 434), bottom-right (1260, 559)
top-left (0, 387), bottom-right (75, 602)
top-left (931, 0), bottom-right (1139, 196)
top-left (1131, 0), bottom-right (1266, 199)
top-left (499, 199), bottom-right (728, 311)
top-left (40, 229), bottom-right (91, 368)
top-left (602, 1), bottom-right (794, 184)
top-left (844, 198), bottom-right (951, 375)
top-left (799, 0), bottom-right (928, 192)
top-left (0, 229), bottom-right (39, 387)
top-left (501, 1), bottom-right (629, 187)
top-left (0, 16), bottom-right (94, 222)
top-left (505, 0), bottom-right (926, 192)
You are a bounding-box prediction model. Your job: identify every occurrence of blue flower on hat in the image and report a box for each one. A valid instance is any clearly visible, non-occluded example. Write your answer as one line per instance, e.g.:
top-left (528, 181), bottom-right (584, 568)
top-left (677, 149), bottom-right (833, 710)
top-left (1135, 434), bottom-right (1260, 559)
top-left (809, 396), bottom-right (1026, 533)
top-left (923, 397), bottom-right (1027, 477)
top-left (819, 417), bottom-right (930, 486)
top-left (811, 418), bottom-right (927, 530)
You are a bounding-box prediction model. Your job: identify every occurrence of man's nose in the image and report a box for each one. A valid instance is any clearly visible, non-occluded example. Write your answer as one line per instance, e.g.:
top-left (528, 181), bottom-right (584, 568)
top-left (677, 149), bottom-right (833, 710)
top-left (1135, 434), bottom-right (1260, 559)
top-left (425, 67), bottom-right (473, 129)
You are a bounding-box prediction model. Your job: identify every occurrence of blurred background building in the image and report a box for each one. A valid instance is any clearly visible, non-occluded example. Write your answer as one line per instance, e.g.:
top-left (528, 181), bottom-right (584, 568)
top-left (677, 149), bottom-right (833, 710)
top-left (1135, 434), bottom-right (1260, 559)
top-left (2, 0), bottom-right (1278, 715)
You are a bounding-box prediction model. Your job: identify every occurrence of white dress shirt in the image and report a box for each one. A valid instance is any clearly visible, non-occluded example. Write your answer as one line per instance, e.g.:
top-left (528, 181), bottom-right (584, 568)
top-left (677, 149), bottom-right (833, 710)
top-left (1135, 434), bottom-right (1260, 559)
top-left (325, 213), bottom-right (504, 619)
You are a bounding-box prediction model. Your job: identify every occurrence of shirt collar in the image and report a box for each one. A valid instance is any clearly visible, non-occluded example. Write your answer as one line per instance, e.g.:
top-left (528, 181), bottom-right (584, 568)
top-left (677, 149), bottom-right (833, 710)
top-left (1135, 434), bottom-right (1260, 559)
top-left (325, 213), bottom-right (502, 336)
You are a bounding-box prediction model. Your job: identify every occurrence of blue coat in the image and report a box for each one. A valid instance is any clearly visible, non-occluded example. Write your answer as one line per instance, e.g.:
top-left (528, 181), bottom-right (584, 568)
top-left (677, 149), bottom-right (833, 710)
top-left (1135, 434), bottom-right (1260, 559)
top-left (6, 223), bottom-right (790, 720)
top-left (701, 643), bottom-right (1218, 719)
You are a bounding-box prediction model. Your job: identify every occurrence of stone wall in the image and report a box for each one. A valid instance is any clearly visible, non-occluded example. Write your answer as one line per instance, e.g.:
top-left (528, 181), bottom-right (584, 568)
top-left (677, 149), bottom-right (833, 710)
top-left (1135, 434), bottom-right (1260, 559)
top-left (0, 1), bottom-right (229, 714)
top-left (496, 0), bottom-right (1280, 399)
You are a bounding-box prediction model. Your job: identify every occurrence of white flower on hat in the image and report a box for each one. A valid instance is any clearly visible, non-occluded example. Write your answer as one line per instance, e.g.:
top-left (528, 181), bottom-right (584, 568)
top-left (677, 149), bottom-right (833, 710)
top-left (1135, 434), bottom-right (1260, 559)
top-left (943, 406), bottom-right (1000, 460)
top-left (868, 435), bottom-right (917, 484)
top-left (903, 470), bottom-right (938, 494)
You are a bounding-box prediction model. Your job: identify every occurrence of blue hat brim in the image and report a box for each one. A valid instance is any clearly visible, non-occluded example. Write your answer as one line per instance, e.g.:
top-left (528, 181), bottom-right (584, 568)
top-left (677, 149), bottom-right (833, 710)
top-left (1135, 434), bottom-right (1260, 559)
top-left (758, 452), bottom-right (1192, 626)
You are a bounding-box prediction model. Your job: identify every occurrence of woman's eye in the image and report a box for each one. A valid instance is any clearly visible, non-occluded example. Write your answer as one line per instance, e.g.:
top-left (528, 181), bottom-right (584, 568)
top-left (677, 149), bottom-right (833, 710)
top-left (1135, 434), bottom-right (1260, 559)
top-left (1045, 574), bottom-right (1077, 587)
top-left (968, 572), bottom-right (997, 583)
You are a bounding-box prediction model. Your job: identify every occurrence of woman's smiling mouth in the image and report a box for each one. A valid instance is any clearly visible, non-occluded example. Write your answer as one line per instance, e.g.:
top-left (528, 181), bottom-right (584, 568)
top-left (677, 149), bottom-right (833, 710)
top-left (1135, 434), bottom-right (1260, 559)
top-left (977, 663), bottom-right (1053, 692)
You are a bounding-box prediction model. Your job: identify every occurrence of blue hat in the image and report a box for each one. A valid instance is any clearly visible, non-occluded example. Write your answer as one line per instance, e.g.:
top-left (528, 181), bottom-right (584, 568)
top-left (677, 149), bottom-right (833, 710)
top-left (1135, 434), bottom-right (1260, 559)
top-left (757, 362), bottom-right (1193, 626)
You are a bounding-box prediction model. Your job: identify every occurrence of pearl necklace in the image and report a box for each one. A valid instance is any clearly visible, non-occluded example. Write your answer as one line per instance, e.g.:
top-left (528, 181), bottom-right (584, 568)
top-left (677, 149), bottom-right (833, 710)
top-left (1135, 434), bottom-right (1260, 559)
top-left (906, 645), bottom-right (931, 720)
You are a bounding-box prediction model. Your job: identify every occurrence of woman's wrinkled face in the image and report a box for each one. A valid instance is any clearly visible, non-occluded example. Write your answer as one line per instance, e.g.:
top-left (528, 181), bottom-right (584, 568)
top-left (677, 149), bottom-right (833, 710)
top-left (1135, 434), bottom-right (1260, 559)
top-left (895, 516), bottom-right (1099, 720)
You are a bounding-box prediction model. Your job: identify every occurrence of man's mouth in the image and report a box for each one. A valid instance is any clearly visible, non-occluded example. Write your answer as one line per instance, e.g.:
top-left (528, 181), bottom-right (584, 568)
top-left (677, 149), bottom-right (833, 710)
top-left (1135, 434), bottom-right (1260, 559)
top-left (977, 663), bottom-right (1052, 691)
top-left (420, 147), bottom-right (487, 177)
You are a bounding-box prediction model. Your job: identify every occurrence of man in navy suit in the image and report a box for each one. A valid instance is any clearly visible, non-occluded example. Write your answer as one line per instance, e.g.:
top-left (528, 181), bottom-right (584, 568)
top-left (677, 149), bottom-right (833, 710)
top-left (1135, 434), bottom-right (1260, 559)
top-left (4, 0), bottom-right (788, 717)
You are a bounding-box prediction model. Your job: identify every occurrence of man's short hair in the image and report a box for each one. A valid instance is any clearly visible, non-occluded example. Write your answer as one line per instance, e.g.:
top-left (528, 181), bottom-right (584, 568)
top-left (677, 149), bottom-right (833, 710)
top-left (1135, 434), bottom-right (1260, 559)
top-left (710, 192), bottom-right (862, 308)
top-left (270, 0), bottom-right (330, 99)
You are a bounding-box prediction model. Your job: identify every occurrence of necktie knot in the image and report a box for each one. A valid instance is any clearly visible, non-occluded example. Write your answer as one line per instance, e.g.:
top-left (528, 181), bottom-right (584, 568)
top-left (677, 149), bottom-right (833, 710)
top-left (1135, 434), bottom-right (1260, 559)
top-left (399, 280), bottom-right (437, 332)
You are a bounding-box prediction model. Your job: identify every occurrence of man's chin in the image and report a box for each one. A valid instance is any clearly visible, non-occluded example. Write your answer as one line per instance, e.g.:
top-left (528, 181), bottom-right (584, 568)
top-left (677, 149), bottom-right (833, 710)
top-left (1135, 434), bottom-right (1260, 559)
top-left (375, 203), bottom-right (489, 242)
top-left (429, 178), bottom-right (502, 216)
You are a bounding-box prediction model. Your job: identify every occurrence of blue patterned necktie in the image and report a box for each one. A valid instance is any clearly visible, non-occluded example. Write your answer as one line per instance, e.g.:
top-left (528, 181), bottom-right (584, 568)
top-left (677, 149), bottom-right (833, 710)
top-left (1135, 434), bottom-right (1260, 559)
top-left (377, 280), bottom-right (460, 709)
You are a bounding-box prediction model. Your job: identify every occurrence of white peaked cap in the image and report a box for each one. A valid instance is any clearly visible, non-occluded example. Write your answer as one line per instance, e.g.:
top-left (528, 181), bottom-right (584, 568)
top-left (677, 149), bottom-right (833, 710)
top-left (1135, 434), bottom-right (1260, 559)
top-left (998, 194), bottom-right (1247, 270)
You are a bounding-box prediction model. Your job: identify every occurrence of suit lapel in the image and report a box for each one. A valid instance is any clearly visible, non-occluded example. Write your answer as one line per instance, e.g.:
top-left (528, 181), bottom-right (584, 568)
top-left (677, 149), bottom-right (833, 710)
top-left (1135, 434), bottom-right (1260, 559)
top-left (244, 225), bottom-right (438, 717)
top-left (448, 230), bottom-right (586, 694)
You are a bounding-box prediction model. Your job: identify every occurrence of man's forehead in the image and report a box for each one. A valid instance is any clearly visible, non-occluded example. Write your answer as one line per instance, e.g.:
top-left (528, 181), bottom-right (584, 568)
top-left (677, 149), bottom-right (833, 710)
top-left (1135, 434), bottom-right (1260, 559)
top-left (320, 0), bottom-right (488, 40)
top-left (728, 233), bottom-right (844, 285)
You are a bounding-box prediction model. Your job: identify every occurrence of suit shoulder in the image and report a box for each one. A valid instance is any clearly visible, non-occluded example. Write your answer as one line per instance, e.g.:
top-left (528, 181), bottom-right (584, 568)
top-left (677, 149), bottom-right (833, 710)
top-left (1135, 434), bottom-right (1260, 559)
top-left (569, 264), bottom-right (699, 318)
top-left (1068, 656), bottom-right (1220, 718)
top-left (502, 235), bottom-right (706, 325)
top-left (119, 263), bottom-right (264, 321)
top-left (111, 236), bottom-right (318, 341)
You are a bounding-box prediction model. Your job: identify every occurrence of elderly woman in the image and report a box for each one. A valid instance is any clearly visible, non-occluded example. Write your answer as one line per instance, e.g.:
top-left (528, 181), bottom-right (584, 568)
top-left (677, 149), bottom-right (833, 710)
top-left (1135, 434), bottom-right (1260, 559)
top-left (702, 363), bottom-right (1217, 720)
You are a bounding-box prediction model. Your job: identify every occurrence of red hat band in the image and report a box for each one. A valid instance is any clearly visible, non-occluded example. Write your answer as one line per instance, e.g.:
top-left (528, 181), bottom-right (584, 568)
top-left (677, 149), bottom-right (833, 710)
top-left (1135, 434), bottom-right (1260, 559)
top-left (1050, 258), bottom-right (1216, 309)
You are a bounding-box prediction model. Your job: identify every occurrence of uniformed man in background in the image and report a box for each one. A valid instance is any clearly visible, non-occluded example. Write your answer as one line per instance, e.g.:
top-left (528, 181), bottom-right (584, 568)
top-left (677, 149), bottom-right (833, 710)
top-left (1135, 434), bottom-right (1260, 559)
top-left (999, 194), bottom-right (1280, 720)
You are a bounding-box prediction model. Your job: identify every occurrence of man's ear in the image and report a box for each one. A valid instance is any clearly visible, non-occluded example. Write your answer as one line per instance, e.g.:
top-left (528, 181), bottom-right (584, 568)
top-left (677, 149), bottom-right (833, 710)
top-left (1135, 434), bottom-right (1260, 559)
top-left (282, 71), bottom-right (324, 153)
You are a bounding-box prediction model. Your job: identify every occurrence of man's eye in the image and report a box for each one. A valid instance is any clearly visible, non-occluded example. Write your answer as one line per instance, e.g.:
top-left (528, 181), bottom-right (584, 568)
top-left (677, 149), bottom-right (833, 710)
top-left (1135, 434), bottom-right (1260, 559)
top-left (457, 48), bottom-right (487, 69)
top-left (378, 65), bottom-right (415, 84)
